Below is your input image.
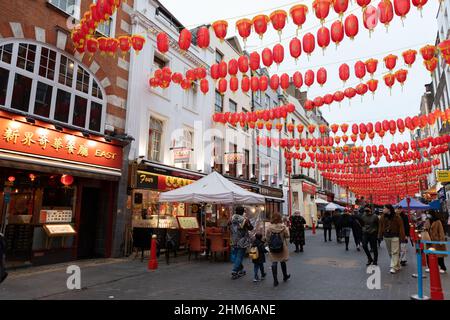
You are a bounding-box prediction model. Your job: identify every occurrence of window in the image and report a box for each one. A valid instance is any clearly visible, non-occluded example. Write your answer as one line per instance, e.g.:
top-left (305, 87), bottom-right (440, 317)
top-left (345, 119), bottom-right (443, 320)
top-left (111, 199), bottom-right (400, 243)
top-left (213, 137), bottom-right (224, 173)
top-left (16, 43), bottom-right (36, 73)
top-left (34, 82), bottom-right (53, 117)
top-left (11, 74), bottom-right (32, 112)
top-left (242, 108), bottom-right (249, 132)
top-left (49, 0), bottom-right (77, 15)
top-left (229, 99), bottom-right (237, 113)
top-left (255, 90), bottom-right (261, 104)
top-left (149, 117), bottom-right (163, 162)
top-left (243, 149), bottom-right (250, 180)
top-left (180, 129), bottom-right (193, 169)
top-left (215, 50), bottom-right (224, 63)
top-left (291, 119), bottom-right (295, 138)
top-left (265, 94), bottom-right (270, 108)
top-left (153, 55), bottom-right (167, 69)
top-left (228, 143), bottom-right (238, 177)
top-left (97, 17), bottom-right (112, 37)
top-left (215, 90), bottom-right (223, 112)
top-left (0, 41), bottom-right (106, 132)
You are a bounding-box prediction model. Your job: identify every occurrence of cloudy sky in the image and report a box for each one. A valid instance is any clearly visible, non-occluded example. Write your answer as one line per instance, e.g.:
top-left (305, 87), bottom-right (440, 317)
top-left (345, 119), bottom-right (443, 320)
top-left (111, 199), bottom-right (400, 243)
top-left (160, 0), bottom-right (440, 156)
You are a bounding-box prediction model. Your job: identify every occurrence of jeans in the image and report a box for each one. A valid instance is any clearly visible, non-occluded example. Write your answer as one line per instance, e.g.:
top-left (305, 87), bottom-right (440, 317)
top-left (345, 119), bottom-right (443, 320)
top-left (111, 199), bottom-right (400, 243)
top-left (231, 247), bottom-right (246, 273)
top-left (362, 233), bottom-right (378, 263)
top-left (400, 242), bottom-right (408, 263)
top-left (324, 228), bottom-right (332, 241)
top-left (253, 262), bottom-right (265, 279)
top-left (384, 237), bottom-right (401, 270)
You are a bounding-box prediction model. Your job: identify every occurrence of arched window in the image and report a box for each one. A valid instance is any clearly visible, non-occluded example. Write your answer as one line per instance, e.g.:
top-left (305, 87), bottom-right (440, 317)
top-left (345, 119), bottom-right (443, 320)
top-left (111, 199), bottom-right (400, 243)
top-left (0, 40), bottom-right (107, 133)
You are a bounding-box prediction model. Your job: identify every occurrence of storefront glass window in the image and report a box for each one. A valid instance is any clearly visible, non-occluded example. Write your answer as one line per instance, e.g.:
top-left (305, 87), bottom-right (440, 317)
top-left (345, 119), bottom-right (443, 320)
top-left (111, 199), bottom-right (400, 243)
top-left (91, 80), bottom-right (102, 99)
top-left (76, 66), bottom-right (90, 94)
top-left (54, 89), bottom-right (71, 123)
top-left (16, 43), bottom-right (36, 73)
top-left (39, 47), bottom-right (56, 80)
top-left (58, 55), bottom-right (74, 88)
top-left (0, 67), bottom-right (9, 106)
top-left (89, 101), bottom-right (102, 132)
top-left (11, 73), bottom-right (32, 112)
top-left (73, 95), bottom-right (87, 127)
top-left (0, 43), bottom-right (13, 64)
top-left (34, 82), bottom-right (53, 118)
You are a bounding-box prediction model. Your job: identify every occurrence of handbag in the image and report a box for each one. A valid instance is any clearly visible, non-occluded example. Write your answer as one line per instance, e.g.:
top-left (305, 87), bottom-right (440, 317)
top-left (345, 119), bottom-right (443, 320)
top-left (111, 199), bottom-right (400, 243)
top-left (421, 230), bottom-right (431, 242)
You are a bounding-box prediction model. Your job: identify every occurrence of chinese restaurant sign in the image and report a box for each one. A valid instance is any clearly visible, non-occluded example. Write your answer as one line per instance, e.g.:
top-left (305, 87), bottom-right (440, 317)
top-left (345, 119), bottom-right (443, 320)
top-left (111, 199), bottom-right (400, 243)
top-left (136, 170), bottom-right (194, 191)
top-left (0, 118), bottom-right (122, 169)
top-left (302, 182), bottom-right (317, 195)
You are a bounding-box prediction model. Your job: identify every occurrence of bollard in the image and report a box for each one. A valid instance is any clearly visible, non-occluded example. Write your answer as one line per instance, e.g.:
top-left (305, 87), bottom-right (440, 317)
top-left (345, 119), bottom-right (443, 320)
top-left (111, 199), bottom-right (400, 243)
top-left (148, 234), bottom-right (158, 270)
top-left (312, 220), bottom-right (316, 235)
top-left (420, 243), bottom-right (427, 267)
top-left (411, 242), bottom-right (429, 300)
top-left (428, 251), bottom-right (444, 300)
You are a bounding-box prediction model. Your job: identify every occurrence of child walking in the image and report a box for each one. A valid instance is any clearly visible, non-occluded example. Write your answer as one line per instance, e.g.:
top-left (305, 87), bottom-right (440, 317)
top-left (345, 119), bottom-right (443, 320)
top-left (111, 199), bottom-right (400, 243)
top-left (250, 233), bottom-right (267, 282)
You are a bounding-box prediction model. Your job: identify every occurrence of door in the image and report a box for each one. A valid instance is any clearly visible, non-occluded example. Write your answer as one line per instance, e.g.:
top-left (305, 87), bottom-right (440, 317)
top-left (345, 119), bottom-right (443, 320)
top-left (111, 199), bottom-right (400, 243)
top-left (77, 187), bottom-right (101, 259)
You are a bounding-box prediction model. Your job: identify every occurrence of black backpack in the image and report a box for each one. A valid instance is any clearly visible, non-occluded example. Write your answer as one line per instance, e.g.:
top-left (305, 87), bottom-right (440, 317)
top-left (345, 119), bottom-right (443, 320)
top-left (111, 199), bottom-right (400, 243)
top-left (268, 230), bottom-right (284, 253)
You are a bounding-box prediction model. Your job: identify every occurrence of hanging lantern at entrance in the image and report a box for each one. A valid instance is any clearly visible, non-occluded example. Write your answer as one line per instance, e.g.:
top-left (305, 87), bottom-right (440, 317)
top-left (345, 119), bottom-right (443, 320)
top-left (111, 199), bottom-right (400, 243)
top-left (61, 174), bottom-right (74, 186)
top-left (290, 4), bottom-right (308, 35)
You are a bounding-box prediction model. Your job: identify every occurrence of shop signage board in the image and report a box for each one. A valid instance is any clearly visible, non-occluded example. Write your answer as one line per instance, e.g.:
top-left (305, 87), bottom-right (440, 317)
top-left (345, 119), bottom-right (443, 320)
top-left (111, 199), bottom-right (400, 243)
top-left (39, 210), bottom-right (73, 223)
top-left (225, 153), bottom-right (244, 164)
top-left (136, 171), bottom-right (159, 189)
top-left (43, 224), bottom-right (76, 237)
top-left (136, 170), bottom-right (193, 191)
top-left (436, 170), bottom-right (450, 183)
top-left (0, 117), bottom-right (122, 169)
top-left (302, 182), bottom-right (317, 195)
top-left (143, 164), bottom-right (201, 181)
top-left (177, 216), bottom-right (200, 230)
top-left (260, 186), bottom-right (283, 199)
top-left (173, 148), bottom-right (191, 163)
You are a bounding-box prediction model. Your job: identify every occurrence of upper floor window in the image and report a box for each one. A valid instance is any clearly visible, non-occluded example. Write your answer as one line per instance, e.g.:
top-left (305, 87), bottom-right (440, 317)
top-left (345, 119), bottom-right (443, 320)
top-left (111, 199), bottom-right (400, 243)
top-left (149, 117), bottom-right (164, 162)
top-left (229, 99), bottom-right (237, 113)
top-left (49, 0), bottom-right (77, 16)
top-left (215, 90), bottom-right (223, 112)
top-left (215, 50), bottom-right (224, 63)
top-left (0, 40), bottom-right (106, 133)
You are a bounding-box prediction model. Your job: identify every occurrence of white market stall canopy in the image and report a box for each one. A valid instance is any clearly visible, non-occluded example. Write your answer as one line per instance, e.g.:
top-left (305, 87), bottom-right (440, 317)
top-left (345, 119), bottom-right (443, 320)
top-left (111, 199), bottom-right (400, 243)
top-left (325, 202), bottom-right (345, 211)
top-left (159, 171), bottom-right (265, 204)
top-left (314, 198), bottom-right (329, 205)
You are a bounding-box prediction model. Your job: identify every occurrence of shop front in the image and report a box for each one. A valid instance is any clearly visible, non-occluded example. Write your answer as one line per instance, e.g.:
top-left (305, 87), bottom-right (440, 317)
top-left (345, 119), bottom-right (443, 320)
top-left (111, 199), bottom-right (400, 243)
top-left (259, 186), bottom-right (283, 221)
top-left (0, 111), bottom-right (124, 267)
top-left (302, 182), bottom-right (318, 227)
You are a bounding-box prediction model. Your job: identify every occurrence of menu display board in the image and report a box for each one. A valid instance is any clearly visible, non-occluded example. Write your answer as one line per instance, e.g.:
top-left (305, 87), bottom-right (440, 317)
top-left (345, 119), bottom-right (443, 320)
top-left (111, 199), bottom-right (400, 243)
top-left (40, 210), bottom-right (73, 223)
top-left (43, 224), bottom-right (76, 237)
top-left (177, 217), bottom-right (200, 230)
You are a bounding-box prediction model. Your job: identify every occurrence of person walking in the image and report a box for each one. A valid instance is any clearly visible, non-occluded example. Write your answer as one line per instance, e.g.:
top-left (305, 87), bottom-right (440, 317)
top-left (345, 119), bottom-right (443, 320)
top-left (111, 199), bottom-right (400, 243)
top-left (378, 204), bottom-right (406, 274)
top-left (340, 209), bottom-right (353, 251)
top-left (424, 211), bottom-right (447, 273)
top-left (398, 209), bottom-right (410, 266)
top-left (361, 207), bottom-right (379, 266)
top-left (322, 212), bottom-right (333, 242)
top-left (352, 210), bottom-right (363, 251)
top-left (249, 233), bottom-right (267, 282)
top-left (229, 206), bottom-right (254, 280)
top-left (289, 211), bottom-right (306, 253)
top-left (266, 213), bottom-right (290, 287)
top-left (332, 211), bottom-right (342, 243)
top-left (0, 231), bottom-right (7, 284)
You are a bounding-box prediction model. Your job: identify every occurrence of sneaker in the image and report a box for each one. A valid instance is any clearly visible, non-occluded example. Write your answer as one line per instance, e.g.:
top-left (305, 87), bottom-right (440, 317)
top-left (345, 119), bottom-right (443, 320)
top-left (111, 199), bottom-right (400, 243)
top-left (261, 273), bottom-right (266, 279)
top-left (238, 270), bottom-right (246, 276)
top-left (390, 268), bottom-right (397, 274)
top-left (425, 268), bottom-right (430, 273)
top-left (373, 261), bottom-right (378, 266)
top-left (357, 247), bottom-right (361, 252)
top-left (231, 272), bottom-right (239, 280)
top-left (253, 278), bottom-right (260, 282)
top-left (283, 274), bottom-right (291, 282)
top-left (439, 269), bottom-right (446, 274)
top-left (366, 260), bottom-right (373, 266)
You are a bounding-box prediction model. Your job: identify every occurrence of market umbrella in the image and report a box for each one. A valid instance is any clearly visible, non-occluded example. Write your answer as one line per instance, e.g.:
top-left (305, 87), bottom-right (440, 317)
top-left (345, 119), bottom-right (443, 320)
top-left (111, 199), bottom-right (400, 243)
top-left (314, 198), bottom-right (329, 205)
top-left (428, 200), bottom-right (441, 210)
top-left (325, 202), bottom-right (345, 211)
top-left (395, 197), bottom-right (430, 210)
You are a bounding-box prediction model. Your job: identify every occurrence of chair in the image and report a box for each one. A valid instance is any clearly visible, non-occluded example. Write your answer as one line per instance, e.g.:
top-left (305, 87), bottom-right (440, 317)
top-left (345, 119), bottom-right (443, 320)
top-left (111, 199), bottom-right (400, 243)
top-left (209, 233), bottom-right (229, 262)
top-left (187, 233), bottom-right (206, 261)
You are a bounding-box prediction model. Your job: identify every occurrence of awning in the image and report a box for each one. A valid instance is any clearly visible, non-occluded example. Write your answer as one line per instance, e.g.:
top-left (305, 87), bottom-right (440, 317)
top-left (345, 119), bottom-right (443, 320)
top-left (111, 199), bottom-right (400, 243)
top-left (314, 198), bottom-right (329, 205)
top-left (264, 195), bottom-right (285, 202)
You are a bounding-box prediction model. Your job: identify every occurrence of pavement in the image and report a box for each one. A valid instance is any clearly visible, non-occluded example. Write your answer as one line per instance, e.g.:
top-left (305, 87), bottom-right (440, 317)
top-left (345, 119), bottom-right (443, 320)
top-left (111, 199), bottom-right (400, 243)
top-left (0, 230), bottom-right (449, 300)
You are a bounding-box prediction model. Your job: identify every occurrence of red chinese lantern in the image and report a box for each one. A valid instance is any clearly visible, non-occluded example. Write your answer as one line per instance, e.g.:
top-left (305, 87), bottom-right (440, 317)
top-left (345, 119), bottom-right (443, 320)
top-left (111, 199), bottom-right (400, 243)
top-left (356, 83), bottom-right (368, 96)
top-left (333, 0), bottom-right (349, 19)
top-left (411, 0), bottom-right (428, 14)
top-left (357, 0), bottom-right (372, 10)
top-left (344, 87), bottom-right (356, 100)
top-left (228, 59), bottom-right (238, 76)
top-left (276, 123), bottom-right (283, 132)
top-left (304, 100), bottom-right (315, 111)
top-left (290, 4), bottom-right (309, 35)
top-left (106, 38), bottom-right (119, 56)
top-left (219, 61), bottom-right (228, 78)
top-left (156, 32), bottom-right (169, 54)
top-left (365, 58), bottom-right (378, 78)
top-left (305, 70), bottom-right (315, 88)
top-left (218, 78), bottom-right (227, 94)
top-left (363, 5), bottom-right (378, 36)
top-left (303, 33), bottom-right (316, 57)
top-left (317, 26), bottom-right (331, 53)
top-left (280, 73), bottom-right (290, 91)
top-left (384, 54), bottom-right (398, 71)
top-left (262, 48), bottom-right (273, 68)
top-left (241, 76), bottom-right (250, 93)
top-left (293, 71), bottom-right (303, 89)
top-left (313, 0), bottom-right (332, 25)
top-left (97, 37), bottom-right (108, 55)
top-left (178, 29), bottom-right (192, 51)
top-left (314, 97), bottom-right (324, 108)
top-left (290, 37), bottom-right (302, 61)
top-left (324, 94), bottom-right (334, 105)
top-left (273, 44), bottom-right (285, 66)
top-left (339, 63), bottom-right (350, 85)
top-left (86, 37), bottom-right (98, 55)
top-left (394, 0), bottom-right (411, 21)
top-left (420, 45), bottom-right (436, 61)
top-left (394, 69), bottom-right (408, 87)
top-left (211, 64), bottom-right (220, 80)
top-left (250, 52), bottom-right (260, 71)
top-left (317, 68), bottom-right (327, 86)
top-left (378, 0), bottom-right (394, 30)
top-left (297, 124), bottom-right (305, 134)
top-left (308, 124), bottom-right (316, 134)
top-left (270, 75), bottom-right (280, 91)
top-left (212, 20), bottom-right (228, 42)
top-left (259, 75), bottom-right (269, 92)
top-left (397, 118), bottom-right (406, 133)
top-left (383, 73), bottom-right (396, 93)
top-left (331, 20), bottom-right (344, 47)
top-left (236, 19), bottom-right (252, 44)
top-left (238, 55), bottom-right (249, 74)
top-left (251, 76), bottom-right (259, 92)
top-left (266, 122), bottom-right (273, 131)
top-left (354, 61), bottom-right (366, 80)
top-left (200, 79), bottom-right (209, 95)
top-left (131, 35), bottom-right (145, 54)
top-left (270, 10), bottom-right (288, 40)
top-left (61, 174), bottom-right (74, 186)
top-left (344, 14), bottom-right (359, 40)
top-left (333, 91), bottom-right (345, 104)
top-left (400, 50), bottom-right (417, 70)
top-left (424, 57), bottom-right (438, 74)
top-left (197, 26), bottom-right (210, 49)
top-left (171, 72), bottom-right (183, 84)
top-left (330, 124), bottom-right (339, 134)
top-left (230, 77), bottom-right (239, 93)
top-left (181, 79), bottom-right (191, 90)
top-left (367, 79), bottom-right (379, 97)
top-left (252, 15), bottom-right (270, 39)
top-left (437, 40), bottom-right (450, 57)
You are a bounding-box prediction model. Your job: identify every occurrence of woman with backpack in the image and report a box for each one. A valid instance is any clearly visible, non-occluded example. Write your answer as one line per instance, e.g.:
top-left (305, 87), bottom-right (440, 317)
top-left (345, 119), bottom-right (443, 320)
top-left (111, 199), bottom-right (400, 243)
top-left (265, 213), bottom-right (290, 287)
top-left (289, 211), bottom-right (306, 252)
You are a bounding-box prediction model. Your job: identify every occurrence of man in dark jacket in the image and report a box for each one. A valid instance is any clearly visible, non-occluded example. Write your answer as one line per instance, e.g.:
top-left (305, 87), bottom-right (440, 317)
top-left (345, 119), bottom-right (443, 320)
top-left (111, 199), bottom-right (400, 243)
top-left (332, 211), bottom-right (342, 243)
top-left (0, 232), bottom-right (7, 284)
top-left (340, 210), bottom-right (353, 251)
top-left (361, 207), bottom-right (379, 266)
top-left (229, 206), bottom-right (254, 280)
top-left (322, 212), bottom-right (333, 242)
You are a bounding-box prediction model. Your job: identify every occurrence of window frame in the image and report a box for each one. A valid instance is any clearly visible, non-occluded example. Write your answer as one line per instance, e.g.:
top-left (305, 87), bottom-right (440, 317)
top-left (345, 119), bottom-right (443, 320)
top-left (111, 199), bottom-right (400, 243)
top-left (148, 117), bottom-right (164, 162)
top-left (0, 39), bottom-right (107, 133)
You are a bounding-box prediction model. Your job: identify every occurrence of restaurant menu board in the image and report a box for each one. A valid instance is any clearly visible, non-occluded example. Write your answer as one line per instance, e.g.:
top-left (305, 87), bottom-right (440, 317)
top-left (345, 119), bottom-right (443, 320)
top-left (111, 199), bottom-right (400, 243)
top-left (43, 224), bottom-right (76, 237)
top-left (177, 217), bottom-right (200, 230)
top-left (40, 210), bottom-right (73, 223)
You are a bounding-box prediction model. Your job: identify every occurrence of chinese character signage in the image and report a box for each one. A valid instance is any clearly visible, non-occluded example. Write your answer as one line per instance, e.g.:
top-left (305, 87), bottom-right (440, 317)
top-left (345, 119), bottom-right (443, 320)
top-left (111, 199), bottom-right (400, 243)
top-left (302, 182), bottom-right (317, 195)
top-left (173, 148), bottom-right (191, 163)
top-left (436, 170), bottom-right (450, 183)
top-left (225, 153), bottom-right (244, 164)
top-left (0, 118), bottom-right (122, 169)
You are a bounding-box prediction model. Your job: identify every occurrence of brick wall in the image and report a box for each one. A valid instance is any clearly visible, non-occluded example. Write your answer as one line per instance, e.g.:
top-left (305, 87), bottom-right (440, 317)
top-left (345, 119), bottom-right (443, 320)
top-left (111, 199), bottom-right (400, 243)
top-left (0, 0), bottom-right (134, 134)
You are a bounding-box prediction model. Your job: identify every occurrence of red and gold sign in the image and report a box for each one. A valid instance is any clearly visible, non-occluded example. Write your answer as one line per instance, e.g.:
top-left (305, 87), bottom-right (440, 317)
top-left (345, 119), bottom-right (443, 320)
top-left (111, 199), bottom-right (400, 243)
top-left (302, 182), bottom-right (317, 195)
top-left (0, 117), bottom-right (122, 170)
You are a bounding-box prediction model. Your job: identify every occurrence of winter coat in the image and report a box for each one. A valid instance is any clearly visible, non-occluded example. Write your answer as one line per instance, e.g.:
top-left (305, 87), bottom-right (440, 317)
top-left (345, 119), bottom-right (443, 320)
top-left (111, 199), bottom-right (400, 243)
top-left (289, 216), bottom-right (306, 246)
top-left (352, 215), bottom-right (363, 239)
top-left (230, 214), bottom-right (254, 249)
top-left (251, 238), bottom-right (267, 264)
top-left (378, 214), bottom-right (406, 241)
top-left (429, 219), bottom-right (447, 258)
top-left (332, 214), bottom-right (341, 228)
top-left (400, 213), bottom-right (410, 238)
top-left (361, 213), bottom-right (379, 235)
top-left (322, 216), bottom-right (333, 229)
top-left (265, 223), bottom-right (290, 262)
top-left (340, 214), bottom-right (353, 229)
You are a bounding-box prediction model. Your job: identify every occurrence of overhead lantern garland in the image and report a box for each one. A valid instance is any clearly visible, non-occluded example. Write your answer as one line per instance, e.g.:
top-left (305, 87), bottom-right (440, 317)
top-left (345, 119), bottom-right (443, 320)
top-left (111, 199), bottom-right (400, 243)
top-left (289, 4), bottom-right (309, 35)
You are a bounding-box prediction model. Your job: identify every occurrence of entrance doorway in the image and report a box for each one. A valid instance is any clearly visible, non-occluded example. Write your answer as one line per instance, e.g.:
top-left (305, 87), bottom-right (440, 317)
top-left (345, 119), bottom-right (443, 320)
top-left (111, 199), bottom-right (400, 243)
top-left (77, 187), bottom-right (101, 259)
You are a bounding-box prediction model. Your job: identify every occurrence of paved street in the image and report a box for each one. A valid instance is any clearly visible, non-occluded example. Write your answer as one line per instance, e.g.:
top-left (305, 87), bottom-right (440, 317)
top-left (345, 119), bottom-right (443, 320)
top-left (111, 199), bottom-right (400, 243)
top-left (1, 230), bottom-right (448, 300)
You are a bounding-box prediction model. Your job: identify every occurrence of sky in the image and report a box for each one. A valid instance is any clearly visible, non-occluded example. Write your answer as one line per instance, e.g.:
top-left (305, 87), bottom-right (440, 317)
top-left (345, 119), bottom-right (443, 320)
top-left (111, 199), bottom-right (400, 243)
top-left (159, 0), bottom-right (441, 164)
